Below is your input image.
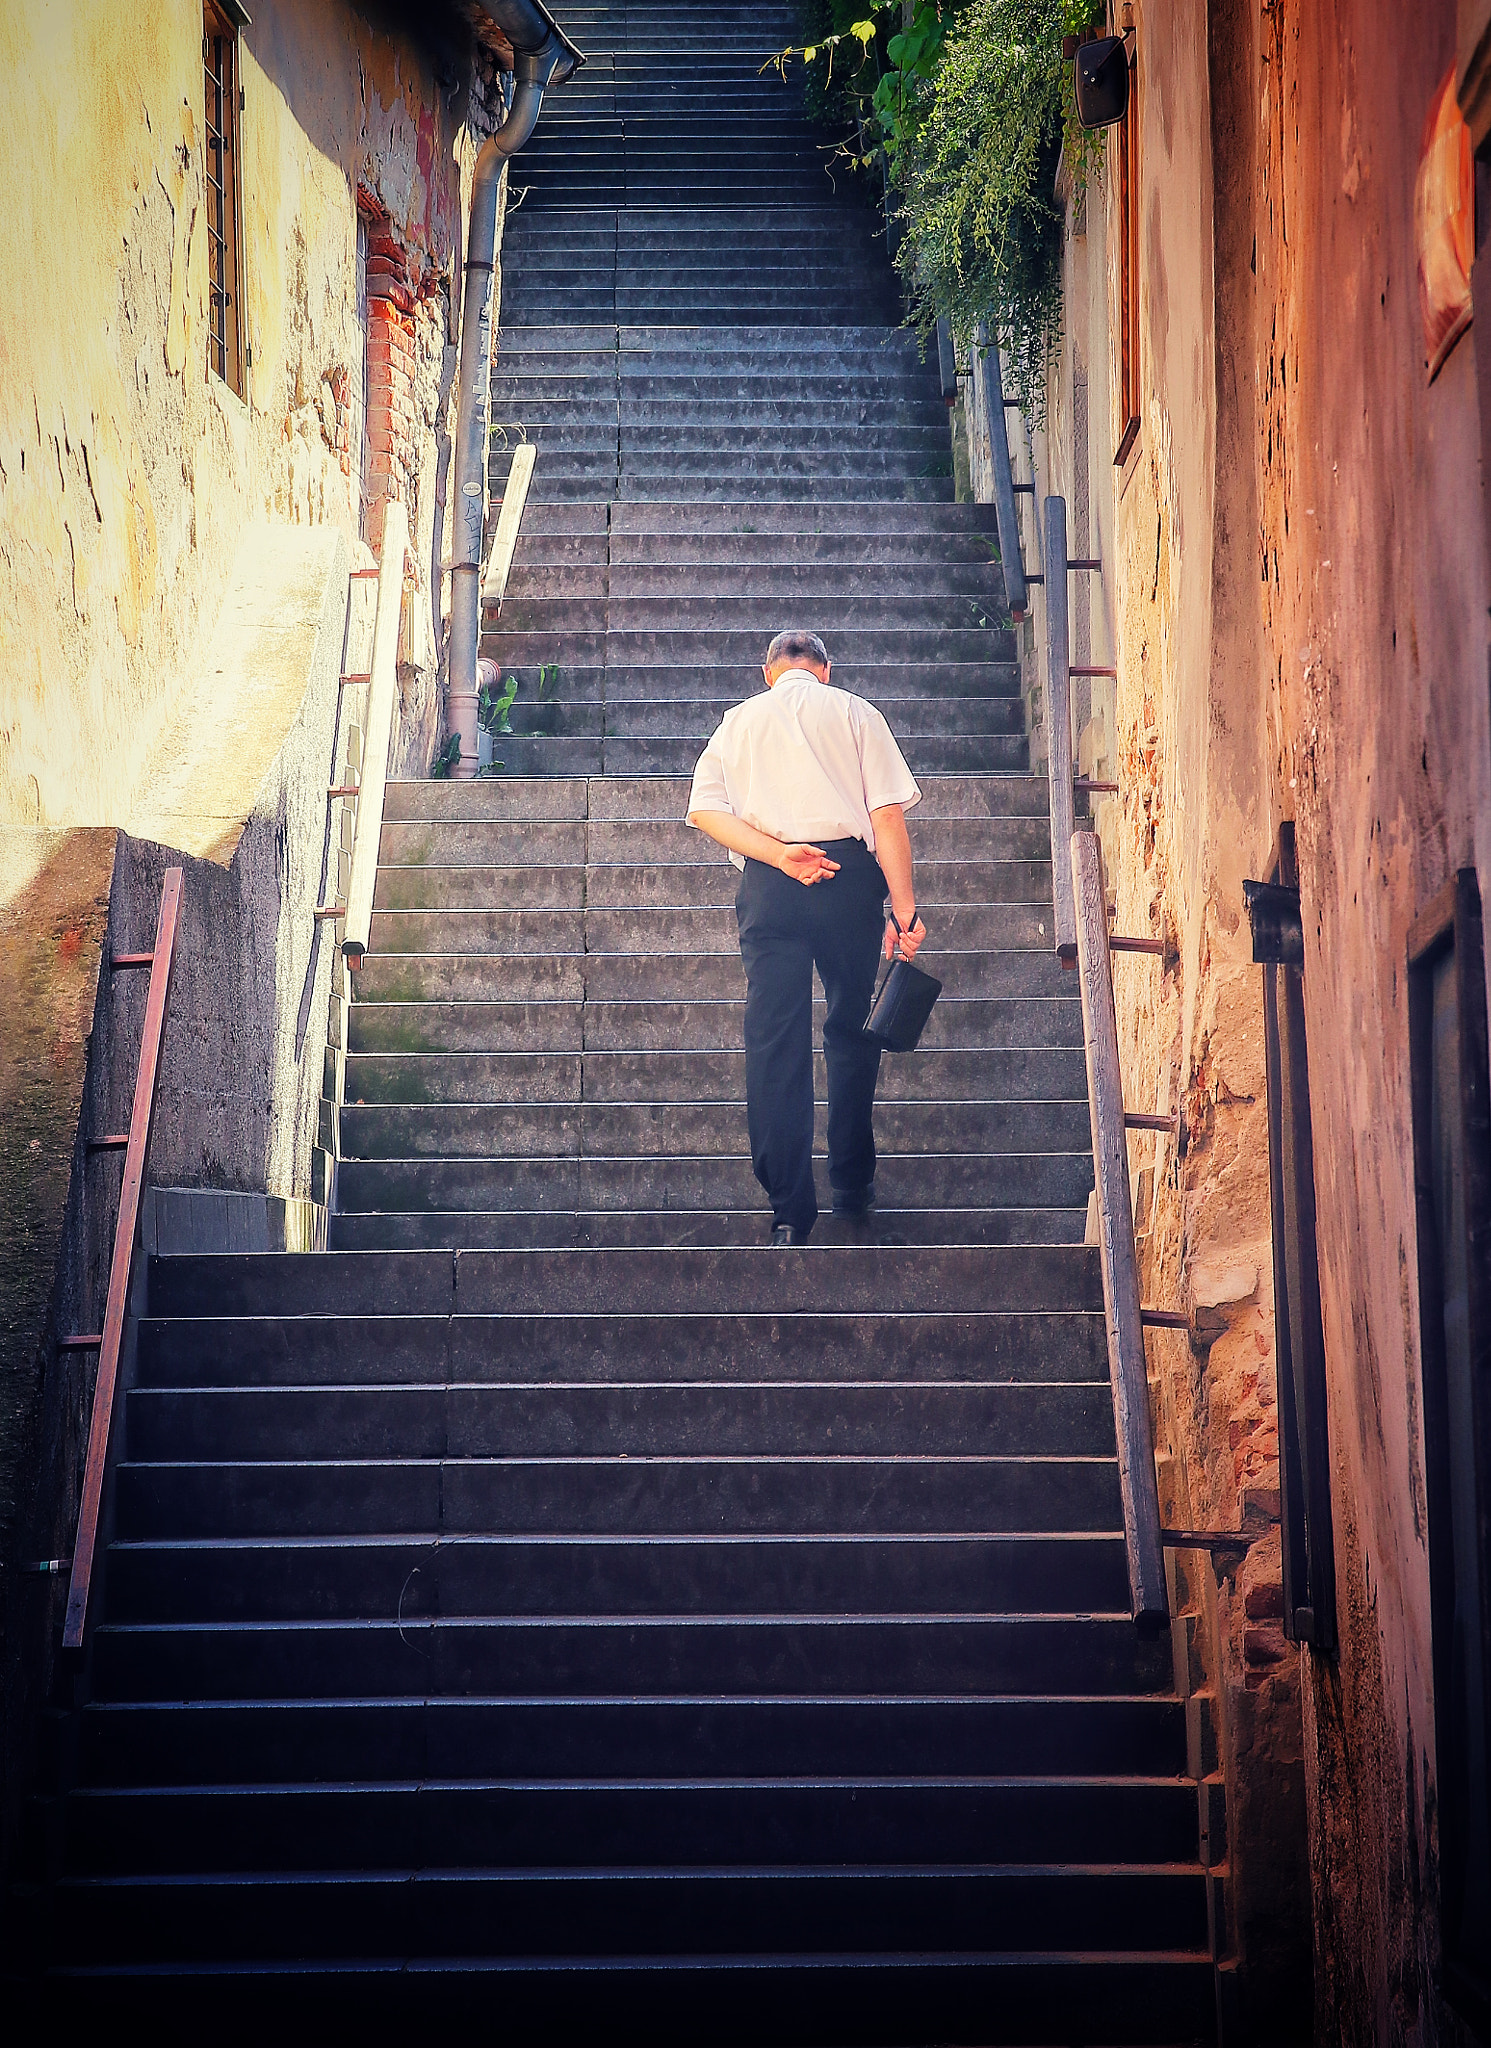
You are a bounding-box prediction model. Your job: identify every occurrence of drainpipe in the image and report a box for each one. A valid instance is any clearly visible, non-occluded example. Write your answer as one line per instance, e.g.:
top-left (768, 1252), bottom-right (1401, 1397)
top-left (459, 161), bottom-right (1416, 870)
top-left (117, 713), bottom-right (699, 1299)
top-left (448, 3), bottom-right (582, 776)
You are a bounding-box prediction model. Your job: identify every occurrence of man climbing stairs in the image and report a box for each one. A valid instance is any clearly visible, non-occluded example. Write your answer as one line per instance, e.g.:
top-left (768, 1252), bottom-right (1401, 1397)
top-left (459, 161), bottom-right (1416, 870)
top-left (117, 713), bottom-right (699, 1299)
top-left (26, 3), bottom-right (1223, 2036)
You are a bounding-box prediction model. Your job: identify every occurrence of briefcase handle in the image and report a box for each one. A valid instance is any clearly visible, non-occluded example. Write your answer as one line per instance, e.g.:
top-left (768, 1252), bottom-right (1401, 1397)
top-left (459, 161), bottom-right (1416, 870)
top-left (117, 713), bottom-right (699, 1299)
top-left (887, 907), bottom-right (920, 954)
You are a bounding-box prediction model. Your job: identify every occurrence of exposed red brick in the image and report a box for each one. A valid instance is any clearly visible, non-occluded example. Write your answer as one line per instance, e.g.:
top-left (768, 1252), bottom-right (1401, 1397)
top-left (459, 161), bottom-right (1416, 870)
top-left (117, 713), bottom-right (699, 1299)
top-left (1244, 1580), bottom-right (1285, 1621)
top-left (1243, 1624), bottom-right (1289, 1667)
top-left (368, 335), bottom-right (415, 371)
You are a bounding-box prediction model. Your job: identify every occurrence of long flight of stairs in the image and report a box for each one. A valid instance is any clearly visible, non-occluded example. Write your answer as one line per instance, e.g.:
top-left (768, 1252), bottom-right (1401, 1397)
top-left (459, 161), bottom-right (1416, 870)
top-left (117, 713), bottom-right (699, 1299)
top-left (25, 2), bottom-right (1222, 2036)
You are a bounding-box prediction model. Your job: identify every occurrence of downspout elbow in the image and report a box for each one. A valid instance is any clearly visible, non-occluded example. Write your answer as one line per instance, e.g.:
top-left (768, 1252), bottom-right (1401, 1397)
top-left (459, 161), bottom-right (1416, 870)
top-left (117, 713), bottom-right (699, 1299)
top-left (446, 19), bottom-right (581, 776)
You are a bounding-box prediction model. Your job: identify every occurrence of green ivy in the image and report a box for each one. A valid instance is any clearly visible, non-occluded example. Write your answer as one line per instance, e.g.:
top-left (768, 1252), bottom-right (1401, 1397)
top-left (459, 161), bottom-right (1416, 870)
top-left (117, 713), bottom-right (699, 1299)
top-left (781, 0), bottom-right (1106, 419)
top-left (479, 670), bottom-right (520, 736)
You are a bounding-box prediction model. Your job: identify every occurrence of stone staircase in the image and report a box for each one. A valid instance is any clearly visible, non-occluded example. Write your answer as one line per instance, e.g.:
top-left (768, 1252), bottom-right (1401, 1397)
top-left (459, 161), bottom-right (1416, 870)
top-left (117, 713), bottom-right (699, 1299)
top-left (331, 773), bottom-right (1088, 1252)
top-left (23, 2), bottom-right (1222, 2035)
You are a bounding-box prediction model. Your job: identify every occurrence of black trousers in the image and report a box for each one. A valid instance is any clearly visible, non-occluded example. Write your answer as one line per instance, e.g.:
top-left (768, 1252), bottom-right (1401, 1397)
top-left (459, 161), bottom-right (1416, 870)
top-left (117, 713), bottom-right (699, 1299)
top-left (735, 838), bottom-right (887, 1234)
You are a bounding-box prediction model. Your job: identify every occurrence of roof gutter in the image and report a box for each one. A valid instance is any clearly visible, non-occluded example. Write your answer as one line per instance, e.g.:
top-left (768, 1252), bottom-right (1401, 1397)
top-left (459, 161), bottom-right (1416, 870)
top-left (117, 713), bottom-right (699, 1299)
top-left (448, 1), bottom-right (583, 776)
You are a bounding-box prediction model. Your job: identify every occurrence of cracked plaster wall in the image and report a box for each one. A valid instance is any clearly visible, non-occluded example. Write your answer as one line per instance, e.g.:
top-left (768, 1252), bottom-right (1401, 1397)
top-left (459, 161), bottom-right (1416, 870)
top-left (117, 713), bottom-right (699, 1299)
top-left (0, 0), bottom-right (496, 840)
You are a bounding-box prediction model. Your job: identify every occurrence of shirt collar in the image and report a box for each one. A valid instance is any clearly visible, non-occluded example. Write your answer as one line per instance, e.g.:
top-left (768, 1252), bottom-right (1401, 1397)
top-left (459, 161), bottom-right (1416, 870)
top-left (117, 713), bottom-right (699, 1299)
top-left (772, 667), bottom-right (822, 689)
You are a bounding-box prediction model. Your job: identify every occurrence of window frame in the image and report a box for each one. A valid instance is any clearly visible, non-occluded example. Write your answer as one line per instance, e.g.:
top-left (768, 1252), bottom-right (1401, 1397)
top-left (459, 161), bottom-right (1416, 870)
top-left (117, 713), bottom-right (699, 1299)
top-left (1258, 823), bottom-right (1338, 1651)
top-left (1407, 866), bottom-right (1491, 2029)
top-left (203, 0), bottom-right (247, 397)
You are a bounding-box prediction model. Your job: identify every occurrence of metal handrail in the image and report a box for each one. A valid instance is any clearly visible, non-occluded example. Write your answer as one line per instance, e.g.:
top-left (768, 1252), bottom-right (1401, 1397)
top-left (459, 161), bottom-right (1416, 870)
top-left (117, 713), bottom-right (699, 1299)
top-left (1043, 496), bottom-right (1077, 963)
top-left (1071, 830), bottom-right (1169, 1631)
top-left (64, 868), bottom-right (183, 1653)
top-left (342, 500), bottom-right (408, 963)
top-left (976, 322), bottom-right (1027, 620)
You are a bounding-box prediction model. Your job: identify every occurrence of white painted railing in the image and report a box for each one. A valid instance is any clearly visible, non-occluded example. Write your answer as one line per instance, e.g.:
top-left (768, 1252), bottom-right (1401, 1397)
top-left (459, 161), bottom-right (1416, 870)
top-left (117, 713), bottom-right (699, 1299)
top-left (342, 500), bottom-right (408, 963)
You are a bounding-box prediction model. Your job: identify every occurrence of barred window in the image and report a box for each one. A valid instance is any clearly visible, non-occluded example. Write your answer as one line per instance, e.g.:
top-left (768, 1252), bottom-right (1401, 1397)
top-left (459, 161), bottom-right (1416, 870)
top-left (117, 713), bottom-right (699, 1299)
top-left (204, 1), bottom-right (246, 395)
top-left (1114, 33), bottom-right (1140, 465)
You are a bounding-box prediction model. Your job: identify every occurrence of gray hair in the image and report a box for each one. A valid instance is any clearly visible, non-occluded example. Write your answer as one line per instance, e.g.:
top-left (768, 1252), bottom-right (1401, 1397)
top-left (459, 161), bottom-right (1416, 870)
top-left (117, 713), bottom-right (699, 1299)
top-left (765, 629), bottom-right (830, 671)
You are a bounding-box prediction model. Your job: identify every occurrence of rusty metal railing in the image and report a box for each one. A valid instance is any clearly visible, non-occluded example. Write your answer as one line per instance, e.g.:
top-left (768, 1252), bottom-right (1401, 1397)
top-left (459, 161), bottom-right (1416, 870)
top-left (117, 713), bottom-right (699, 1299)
top-left (1071, 832), bottom-right (1168, 1629)
top-left (1035, 494), bottom-right (1249, 1631)
top-left (63, 868), bottom-right (183, 1653)
top-left (977, 325), bottom-right (1028, 622)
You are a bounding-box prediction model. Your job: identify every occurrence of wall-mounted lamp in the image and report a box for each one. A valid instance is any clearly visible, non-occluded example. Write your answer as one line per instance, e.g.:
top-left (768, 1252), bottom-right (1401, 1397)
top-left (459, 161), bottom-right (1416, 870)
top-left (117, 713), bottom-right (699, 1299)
top-left (1071, 31), bottom-right (1134, 130)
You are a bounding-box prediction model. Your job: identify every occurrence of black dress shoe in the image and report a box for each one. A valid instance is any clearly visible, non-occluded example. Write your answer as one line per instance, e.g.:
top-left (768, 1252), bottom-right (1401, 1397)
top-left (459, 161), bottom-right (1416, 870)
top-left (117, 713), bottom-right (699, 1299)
top-left (831, 1186), bottom-right (876, 1218)
top-left (769, 1223), bottom-right (810, 1245)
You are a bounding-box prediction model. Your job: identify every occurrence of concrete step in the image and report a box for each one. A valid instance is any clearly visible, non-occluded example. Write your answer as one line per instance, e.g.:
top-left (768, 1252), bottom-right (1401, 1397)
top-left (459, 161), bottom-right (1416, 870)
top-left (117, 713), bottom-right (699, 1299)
top-left (503, 562), bottom-right (1004, 598)
top-left (362, 903), bottom-right (1054, 956)
top-left (64, 1773), bottom-right (1198, 1877)
top-left (345, 996), bottom-right (1083, 1057)
top-left (73, 1690), bottom-right (1185, 1784)
top-left (504, 425), bottom-right (953, 459)
top-left (348, 947), bottom-right (1068, 1005)
top-left (453, 726), bottom-right (1030, 779)
top-left (468, 666), bottom-right (1022, 705)
top-left (85, 1601), bottom-right (1165, 1704)
top-left (494, 594), bottom-right (1006, 632)
top-left (523, 475), bottom-right (958, 505)
top-left (377, 776), bottom-right (1047, 821)
top-left (35, 1953), bottom-right (1219, 2040)
top-left (327, 1207), bottom-right (1090, 1250)
top-left (111, 1448), bottom-right (1122, 1542)
top-left (146, 1246), bottom-right (1104, 1318)
top-left (479, 629), bottom-right (1012, 666)
top-left (494, 369), bottom-right (944, 400)
top-left (341, 1047), bottom-right (1087, 1105)
top-left (122, 1382), bottom-right (1117, 1478)
top-left (332, 1151), bottom-right (1093, 1216)
top-left (495, 400), bottom-right (950, 429)
top-left (137, 1309), bottom-right (1109, 1388)
top-left (336, 1097), bottom-right (1094, 1164)
top-left (371, 854), bottom-right (1049, 911)
top-left (376, 815), bottom-right (1053, 865)
top-left (508, 260), bottom-right (898, 290)
top-left (473, 699), bottom-right (1024, 744)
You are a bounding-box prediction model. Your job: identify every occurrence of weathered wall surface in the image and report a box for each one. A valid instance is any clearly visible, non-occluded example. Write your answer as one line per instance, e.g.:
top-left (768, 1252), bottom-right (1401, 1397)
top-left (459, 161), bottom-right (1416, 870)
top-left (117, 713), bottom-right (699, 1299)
top-left (0, 0), bottom-right (485, 837)
top-left (1056, 0), bottom-right (1491, 2040)
top-left (1087, 7), bottom-right (1312, 2032)
top-left (0, 830), bottom-right (116, 1564)
top-left (1251, 4), bottom-right (1491, 2041)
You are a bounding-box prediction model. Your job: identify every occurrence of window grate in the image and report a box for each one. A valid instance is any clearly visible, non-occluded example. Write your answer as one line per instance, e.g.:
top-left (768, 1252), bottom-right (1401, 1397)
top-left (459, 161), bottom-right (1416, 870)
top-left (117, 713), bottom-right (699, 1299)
top-left (1114, 45), bottom-right (1140, 466)
top-left (204, 4), bottom-right (244, 395)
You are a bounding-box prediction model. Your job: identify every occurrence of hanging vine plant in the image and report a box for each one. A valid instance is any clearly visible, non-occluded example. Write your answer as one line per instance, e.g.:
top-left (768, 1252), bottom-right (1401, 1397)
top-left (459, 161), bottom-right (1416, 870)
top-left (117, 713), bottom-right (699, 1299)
top-left (890, 0), bottom-right (1104, 418)
top-left (780, 0), bottom-right (1106, 418)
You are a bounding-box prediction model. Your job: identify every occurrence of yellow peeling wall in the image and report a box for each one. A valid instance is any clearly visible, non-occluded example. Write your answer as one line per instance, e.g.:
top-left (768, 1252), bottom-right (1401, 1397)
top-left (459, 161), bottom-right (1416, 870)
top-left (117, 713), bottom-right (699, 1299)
top-left (0, 0), bottom-right (481, 844)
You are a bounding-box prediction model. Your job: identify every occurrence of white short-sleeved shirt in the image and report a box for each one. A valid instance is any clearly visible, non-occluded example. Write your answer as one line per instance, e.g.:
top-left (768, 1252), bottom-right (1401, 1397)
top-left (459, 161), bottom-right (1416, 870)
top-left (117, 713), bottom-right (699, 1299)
top-left (686, 669), bottom-right (921, 870)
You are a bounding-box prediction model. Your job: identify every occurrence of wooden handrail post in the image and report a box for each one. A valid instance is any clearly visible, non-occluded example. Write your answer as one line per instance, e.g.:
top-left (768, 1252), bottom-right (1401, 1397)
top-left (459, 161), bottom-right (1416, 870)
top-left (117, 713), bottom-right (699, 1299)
top-left (481, 442), bottom-right (536, 611)
top-left (1071, 830), bottom-right (1169, 1632)
top-left (1044, 495), bottom-right (1076, 963)
top-left (63, 868), bottom-right (183, 1653)
top-left (341, 500), bottom-right (408, 962)
top-left (976, 322), bottom-right (1028, 620)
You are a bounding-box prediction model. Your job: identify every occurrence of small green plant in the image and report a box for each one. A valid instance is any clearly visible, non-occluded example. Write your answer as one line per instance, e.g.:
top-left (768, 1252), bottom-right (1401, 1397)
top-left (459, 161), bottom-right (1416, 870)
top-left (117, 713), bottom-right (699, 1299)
top-left (479, 671), bottom-right (520, 735)
top-left (536, 662), bottom-right (560, 700)
top-left (429, 733), bottom-right (461, 779)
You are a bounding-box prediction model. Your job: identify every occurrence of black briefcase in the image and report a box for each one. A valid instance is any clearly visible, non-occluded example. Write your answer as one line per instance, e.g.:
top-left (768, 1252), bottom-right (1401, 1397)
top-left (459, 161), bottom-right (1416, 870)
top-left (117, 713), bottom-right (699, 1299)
top-left (864, 919), bottom-right (941, 1051)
